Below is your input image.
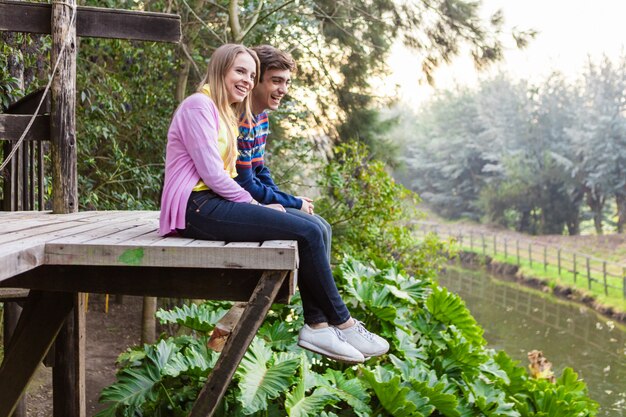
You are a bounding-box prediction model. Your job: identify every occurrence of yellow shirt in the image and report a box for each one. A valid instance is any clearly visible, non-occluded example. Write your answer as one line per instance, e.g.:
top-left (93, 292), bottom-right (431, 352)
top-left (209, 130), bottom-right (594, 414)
top-left (192, 85), bottom-right (237, 192)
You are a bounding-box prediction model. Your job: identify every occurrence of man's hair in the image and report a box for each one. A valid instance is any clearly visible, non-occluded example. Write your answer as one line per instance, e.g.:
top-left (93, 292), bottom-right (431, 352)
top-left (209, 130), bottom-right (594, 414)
top-left (251, 45), bottom-right (297, 82)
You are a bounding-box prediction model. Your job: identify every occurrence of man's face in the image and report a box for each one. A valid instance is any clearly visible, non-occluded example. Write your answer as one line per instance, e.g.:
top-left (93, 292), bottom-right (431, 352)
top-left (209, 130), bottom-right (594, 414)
top-left (251, 68), bottom-right (292, 113)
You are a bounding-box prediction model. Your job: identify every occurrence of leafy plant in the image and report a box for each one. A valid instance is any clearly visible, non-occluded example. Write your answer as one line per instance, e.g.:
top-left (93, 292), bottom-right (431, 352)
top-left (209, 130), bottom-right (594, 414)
top-left (98, 258), bottom-right (598, 416)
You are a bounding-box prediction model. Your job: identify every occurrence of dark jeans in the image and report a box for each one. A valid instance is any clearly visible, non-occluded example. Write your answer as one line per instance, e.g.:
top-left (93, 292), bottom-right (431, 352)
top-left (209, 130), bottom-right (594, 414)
top-left (179, 190), bottom-right (350, 325)
top-left (284, 208), bottom-right (332, 262)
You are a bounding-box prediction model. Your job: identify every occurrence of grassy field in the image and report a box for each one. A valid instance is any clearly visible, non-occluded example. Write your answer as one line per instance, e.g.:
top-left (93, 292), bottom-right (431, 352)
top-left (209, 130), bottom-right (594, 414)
top-left (415, 209), bottom-right (626, 315)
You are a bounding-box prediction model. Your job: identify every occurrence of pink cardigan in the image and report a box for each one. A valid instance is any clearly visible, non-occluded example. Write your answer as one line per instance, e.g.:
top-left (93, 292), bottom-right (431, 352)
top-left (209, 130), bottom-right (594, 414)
top-left (159, 93), bottom-right (252, 236)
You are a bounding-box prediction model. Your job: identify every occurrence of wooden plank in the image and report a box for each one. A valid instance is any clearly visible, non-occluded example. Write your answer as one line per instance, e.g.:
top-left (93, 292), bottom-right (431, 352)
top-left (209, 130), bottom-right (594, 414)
top-left (50, 0), bottom-right (77, 214)
top-left (185, 240), bottom-right (227, 247)
top-left (0, 114), bottom-right (50, 142)
top-left (0, 291), bottom-right (74, 417)
top-left (45, 242), bottom-right (298, 270)
top-left (0, 0), bottom-right (181, 43)
top-left (83, 220), bottom-right (159, 245)
top-left (0, 213), bottom-right (152, 281)
top-left (189, 271), bottom-right (288, 417)
top-left (0, 288), bottom-right (29, 299)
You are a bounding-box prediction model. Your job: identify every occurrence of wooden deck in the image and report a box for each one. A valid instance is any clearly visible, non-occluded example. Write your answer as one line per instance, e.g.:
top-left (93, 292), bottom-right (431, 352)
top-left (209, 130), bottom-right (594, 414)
top-left (0, 210), bottom-right (298, 300)
top-left (0, 210), bottom-right (298, 417)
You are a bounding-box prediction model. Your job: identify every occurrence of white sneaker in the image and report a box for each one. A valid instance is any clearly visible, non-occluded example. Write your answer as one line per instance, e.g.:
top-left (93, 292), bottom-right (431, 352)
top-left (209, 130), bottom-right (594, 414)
top-left (340, 320), bottom-right (389, 358)
top-left (298, 324), bottom-right (365, 364)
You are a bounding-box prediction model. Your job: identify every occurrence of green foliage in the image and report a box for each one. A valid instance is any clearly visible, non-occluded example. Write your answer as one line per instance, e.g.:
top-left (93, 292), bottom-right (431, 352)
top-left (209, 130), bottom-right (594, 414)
top-left (317, 141), bottom-right (451, 273)
top-left (97, 258), bottom-right (598, 416)
top-left (400, 56), bottom-right (626, 235)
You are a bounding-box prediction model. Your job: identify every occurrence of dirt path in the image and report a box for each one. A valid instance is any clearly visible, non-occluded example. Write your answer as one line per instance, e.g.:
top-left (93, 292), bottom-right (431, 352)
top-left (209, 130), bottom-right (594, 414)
top-left (24, 294), bottom-right (143, 416)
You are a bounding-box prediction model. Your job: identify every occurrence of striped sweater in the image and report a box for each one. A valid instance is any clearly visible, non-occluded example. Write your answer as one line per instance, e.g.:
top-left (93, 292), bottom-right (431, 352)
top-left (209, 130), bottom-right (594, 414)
top-left (235, 112), bottom-right (302, 209)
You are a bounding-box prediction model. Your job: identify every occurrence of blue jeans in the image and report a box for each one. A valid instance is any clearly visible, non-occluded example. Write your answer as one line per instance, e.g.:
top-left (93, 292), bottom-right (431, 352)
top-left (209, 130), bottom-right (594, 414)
top-left (179, 190), bottom-right (350, 325)
top-left (284, 208), bottom-right (332, 262)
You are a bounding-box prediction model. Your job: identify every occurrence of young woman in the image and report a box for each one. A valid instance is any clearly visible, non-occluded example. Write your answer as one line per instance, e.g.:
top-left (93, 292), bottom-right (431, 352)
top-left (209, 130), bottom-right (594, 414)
top-left (159, 44), bottom-right (388, 364)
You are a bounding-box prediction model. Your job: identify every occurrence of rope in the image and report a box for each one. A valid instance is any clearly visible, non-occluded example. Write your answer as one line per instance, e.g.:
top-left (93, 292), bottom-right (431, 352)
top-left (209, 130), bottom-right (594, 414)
top-left (0, 2), bottom-right (77, 172)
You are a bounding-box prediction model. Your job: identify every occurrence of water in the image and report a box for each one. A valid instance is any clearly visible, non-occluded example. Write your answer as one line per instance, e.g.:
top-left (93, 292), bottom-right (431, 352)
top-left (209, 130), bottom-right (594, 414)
top-left (438, 267), bottom-right (626, 416)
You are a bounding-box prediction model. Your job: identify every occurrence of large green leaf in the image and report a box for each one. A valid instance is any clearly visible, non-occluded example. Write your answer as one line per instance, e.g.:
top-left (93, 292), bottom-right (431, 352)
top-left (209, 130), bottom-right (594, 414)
top-left (97, 362), bottom-right (161, 414)
top-left (426, 285), bottom-right (484, 346)
top-left (362, 366), bottom-right (428, 417)
top-left (316, 369), bottom-right (371, 417)
top-left (258, 321), bottom-right (297, 350)
top-left (237, 338), bottom-right (300, 415)
top-left (285, 379), bottom-right (334, 417)
top-left (156, 303), bottom-right (230, 333)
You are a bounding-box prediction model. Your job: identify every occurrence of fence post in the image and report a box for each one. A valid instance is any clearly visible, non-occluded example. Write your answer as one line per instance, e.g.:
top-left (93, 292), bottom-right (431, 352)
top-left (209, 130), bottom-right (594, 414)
top-left (543, 246), bottom-right (547, 272)
top-left (623, 267), bottom-right (626, 299)
top-left (493, 236), bottom-right (497, 256)
top-left (602, 262), bottom-right (608, 296)
top-left (516, 240), bottom-right (520, 266)
top-left (573, 254), bottom-right (577, 283)
top-left (470, 233), bottom-right (474, 251)
top-left (586, 257), bottom-right (591, 290)
top-left (481, 234), bottom-right (486, 256)
top-left (504, 238), bottom-right (508, 259)
top-left (528, 243), bottom-right (532, 267)
top-left (557, 249), bottom-right (561, 276)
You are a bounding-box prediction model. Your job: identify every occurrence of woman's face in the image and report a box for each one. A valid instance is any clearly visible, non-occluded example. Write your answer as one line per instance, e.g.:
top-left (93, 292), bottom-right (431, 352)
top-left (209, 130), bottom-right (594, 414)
top-left (225, 52), bottom-right (256, 104)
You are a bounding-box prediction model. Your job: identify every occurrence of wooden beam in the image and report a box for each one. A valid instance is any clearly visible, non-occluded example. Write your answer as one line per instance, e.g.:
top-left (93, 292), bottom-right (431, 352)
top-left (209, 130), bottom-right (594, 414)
top-left (2, 302), bottom-right (26, 417)
top-left (50, 0), bottom-right (78, 214)
top-left (0, 291), bottom-right (74, 417)
top-left (0, 0), bottom-right (181, 43)
top-left (0, 115), bottom-right (50, 142)
top-left (1, 265), bottom-right (295, 303)
top-left (189, 271), bottom-right (288, 417)
top-left (5, 88), bottom-right (50, 115)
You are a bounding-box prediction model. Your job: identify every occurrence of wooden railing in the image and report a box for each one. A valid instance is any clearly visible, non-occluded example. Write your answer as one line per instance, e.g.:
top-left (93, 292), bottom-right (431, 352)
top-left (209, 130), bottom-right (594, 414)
top-left (413, 222), bottom-right (626, 300)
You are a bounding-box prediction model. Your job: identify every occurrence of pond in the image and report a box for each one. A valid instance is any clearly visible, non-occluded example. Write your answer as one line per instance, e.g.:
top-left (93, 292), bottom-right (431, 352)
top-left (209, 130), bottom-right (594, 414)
top-left (438, 266), bottom-right (626, 417)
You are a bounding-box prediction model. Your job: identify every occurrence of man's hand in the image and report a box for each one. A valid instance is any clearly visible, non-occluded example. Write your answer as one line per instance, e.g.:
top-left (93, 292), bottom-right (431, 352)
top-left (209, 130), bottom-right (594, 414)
top-left (299, 197), bottom-right (314, 215)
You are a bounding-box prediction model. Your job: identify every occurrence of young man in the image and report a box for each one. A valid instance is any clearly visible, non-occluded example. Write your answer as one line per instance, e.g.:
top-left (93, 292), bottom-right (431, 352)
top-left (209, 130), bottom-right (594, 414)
top-left (235, 45), bottom-right (332, 261)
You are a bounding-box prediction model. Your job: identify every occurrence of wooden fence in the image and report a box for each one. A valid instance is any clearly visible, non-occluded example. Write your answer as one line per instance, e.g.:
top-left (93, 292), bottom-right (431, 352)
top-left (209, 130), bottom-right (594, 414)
top-left (414, 222), bottom-right (626, 300)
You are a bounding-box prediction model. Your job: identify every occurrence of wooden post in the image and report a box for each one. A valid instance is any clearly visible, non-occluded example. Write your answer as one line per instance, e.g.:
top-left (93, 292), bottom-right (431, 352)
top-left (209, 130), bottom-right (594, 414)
top-left (470, 233), bottom-right (474, 251)
top-left (557, 249), bottom-right (561, 276)
top-left (602, 262), bottom-right (608, 296)
top-left (543, 246), bottom-right (547, 271)
top-left (504, 238), bottom-right (508, 259)
top-left (573, 254), bottom-right (577, 283)
top-left (528, 244), bottom-right (532, 267)
top-left (516, 240), bottom-right (520, 266)
top-left (53, 293), bottom-right (86, 417)
top-left (50, 0), bottom-right (78, 214)
top-left (586, 257), bottom-right (591, 290)
top-left (493, 236), bottom-right (497, 256)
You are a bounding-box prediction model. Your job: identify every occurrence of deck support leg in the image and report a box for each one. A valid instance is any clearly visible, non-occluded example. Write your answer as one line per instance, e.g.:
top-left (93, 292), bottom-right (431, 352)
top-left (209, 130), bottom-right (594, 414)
top-left (189, 270), bottom-right (288, 417)
top-left (3, 301), bottom-right (26, 417)
top-left (53, 292), bottom-right (86, 417)
top-left (0, 291), bottom-right (74, 417)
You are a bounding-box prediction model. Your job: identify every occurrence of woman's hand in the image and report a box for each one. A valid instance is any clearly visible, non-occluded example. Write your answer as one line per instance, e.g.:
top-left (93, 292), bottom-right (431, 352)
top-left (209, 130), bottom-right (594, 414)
top-left (265, 203), bottom-right (286, 212)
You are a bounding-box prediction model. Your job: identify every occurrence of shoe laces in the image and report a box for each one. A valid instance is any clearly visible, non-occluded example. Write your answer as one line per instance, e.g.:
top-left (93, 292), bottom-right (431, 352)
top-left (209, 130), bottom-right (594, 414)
top-left (332, 326), bottom-right (347, 342)
top-left (354, 320), bottom-right (375, 341)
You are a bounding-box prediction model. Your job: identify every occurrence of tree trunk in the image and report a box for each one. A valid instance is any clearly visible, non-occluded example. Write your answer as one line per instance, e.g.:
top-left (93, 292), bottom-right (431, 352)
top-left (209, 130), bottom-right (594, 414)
top-left (586, 188), bottom-right (605, 235)
top-left (175, 58), bottom-right (190, 103)
top-left (616, 193), bottom-right (626, 233)
top-left (141, 296), bottom-right (157, 344)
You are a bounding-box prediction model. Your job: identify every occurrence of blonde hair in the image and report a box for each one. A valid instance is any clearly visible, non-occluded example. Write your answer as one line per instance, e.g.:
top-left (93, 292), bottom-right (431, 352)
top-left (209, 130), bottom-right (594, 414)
top-left (198, 44), bottom-right (259, 170)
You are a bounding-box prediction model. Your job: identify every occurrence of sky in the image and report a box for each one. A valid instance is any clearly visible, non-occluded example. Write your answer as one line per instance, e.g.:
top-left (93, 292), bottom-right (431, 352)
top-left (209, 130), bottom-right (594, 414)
top-left (386, 0), bottom-right (626, 109)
